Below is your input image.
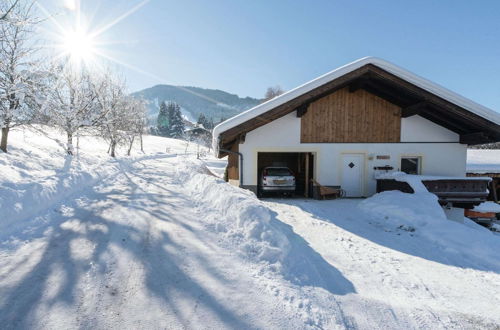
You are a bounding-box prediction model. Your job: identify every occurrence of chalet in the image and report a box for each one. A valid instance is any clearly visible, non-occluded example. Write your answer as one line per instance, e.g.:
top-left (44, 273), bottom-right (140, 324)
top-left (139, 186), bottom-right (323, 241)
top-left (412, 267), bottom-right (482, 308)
top-left (212, 57), bottom-right (500, 198)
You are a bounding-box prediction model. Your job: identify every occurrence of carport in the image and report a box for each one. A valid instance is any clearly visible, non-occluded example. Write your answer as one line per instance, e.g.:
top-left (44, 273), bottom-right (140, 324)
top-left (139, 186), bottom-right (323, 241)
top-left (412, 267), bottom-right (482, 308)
top-left (257, 152), bottom-right (315, 197)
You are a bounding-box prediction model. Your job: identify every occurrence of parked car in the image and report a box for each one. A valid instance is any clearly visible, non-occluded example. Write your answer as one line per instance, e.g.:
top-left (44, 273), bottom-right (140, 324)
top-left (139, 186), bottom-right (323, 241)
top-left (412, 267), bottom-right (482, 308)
top-left (258, 167), bottom-right (296, 197)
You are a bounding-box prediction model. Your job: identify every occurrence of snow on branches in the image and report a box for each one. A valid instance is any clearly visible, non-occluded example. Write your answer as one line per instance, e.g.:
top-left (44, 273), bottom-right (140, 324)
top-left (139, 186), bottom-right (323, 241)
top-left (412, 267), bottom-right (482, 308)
top-left (0, 1), bottom-right (147, 156)
top-left (0, 0), bottom-right (42, 152)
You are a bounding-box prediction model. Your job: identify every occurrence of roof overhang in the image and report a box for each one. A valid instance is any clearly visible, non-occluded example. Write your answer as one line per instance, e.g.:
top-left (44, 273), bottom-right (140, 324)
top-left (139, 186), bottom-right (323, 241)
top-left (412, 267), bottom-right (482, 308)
top-left (213, 57), bottom-right (500, 157)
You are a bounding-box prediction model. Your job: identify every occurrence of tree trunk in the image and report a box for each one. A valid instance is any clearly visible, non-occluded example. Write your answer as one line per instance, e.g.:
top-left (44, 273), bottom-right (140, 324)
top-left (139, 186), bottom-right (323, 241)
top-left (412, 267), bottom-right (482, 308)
top-left (110, 141), bottom-right (117, 158)
top-left (140, 133), bottom-right (144, 153)
top-left (0, 126), bottom-right (9, 153)
top-left (67, 132), bottom-right (74, 155)
top-left (127, 136), bottom-right (135, 156)
top-left (76, 131), bottom-right (80, 155)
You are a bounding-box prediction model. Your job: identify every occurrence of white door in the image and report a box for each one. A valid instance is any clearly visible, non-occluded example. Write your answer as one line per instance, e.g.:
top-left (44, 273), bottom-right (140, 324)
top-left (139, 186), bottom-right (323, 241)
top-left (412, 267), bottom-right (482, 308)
top-left (341, 154), bottom-right (364, 197)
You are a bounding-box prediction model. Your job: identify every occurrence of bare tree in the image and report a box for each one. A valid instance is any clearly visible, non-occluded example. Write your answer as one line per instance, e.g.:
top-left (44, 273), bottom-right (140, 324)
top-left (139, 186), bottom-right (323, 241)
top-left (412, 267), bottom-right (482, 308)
top-left (0, 0), bottom-right (20, 21)
top-left (124, 97), bottom-right (147, 156)
top-left (263, 85), bottom-right (284, 102)
top-left (0, 0), bottom-right (41, 152)
top-left (43, 65), bottom-right (101, 155)
top-left (95, 72), bottom-right (129, 158)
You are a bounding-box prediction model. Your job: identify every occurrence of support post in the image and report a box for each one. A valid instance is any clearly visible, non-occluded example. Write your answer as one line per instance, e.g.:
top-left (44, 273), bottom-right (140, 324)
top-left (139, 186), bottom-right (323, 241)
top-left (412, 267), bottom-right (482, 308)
top-left (305, 153), bottom-right (310, 198)
top-left (219, 148), bottom-right (243, 186)
top-left (492, 179), bottom-right (498, 203)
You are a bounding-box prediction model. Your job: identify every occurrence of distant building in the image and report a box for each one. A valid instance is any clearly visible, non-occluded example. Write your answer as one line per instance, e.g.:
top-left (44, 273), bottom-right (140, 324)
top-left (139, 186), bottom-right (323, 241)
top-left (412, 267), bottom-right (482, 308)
top-left (185, 124), bottom-right (212, 145)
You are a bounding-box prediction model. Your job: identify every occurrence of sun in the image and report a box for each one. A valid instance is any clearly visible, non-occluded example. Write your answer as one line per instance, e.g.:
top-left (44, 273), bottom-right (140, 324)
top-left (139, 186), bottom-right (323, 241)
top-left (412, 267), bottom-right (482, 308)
top-left (62, 28), bottom-right (96, 64)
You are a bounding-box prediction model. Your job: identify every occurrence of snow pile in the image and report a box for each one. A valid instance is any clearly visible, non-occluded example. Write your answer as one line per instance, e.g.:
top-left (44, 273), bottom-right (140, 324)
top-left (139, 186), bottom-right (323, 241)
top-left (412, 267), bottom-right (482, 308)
top-left (176, 159), bottom-right (290, 267)
top-left (473, 201), bottom-right (500, 213)
top-left (360, 190), bottom-right (500, 270)
top-left (359, 190), bottom-right (446, 228)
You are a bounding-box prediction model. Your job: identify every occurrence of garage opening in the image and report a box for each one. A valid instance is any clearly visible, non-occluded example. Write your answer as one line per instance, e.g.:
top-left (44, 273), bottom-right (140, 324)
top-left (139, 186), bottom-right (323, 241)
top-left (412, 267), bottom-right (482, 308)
top-left (257, 152), bottom-right (315, 197)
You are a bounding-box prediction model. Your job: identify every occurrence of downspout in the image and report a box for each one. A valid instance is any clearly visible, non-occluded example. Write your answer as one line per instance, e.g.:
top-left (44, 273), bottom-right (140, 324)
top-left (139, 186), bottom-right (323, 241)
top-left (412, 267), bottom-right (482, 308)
top-left (219, 148), bottom-right (243, 186)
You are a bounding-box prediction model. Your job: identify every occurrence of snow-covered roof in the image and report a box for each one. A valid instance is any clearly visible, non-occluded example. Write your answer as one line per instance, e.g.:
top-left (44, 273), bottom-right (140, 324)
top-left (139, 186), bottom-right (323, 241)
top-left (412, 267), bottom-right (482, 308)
top-left (467, 149), bottom-right (500, 174)
top-left (213, 57), bottom-right (500, 151)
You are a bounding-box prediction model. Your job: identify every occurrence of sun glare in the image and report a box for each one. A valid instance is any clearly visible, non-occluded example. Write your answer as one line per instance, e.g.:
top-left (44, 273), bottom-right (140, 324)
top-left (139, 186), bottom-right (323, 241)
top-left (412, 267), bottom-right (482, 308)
top-left (62, 28), bottom-right (95, 63)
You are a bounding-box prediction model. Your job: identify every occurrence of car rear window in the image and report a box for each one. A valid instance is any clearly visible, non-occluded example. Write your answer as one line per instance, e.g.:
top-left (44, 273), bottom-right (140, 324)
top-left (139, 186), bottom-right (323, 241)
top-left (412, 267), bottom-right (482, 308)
top-left (266, 168), bottom-right (292, 176)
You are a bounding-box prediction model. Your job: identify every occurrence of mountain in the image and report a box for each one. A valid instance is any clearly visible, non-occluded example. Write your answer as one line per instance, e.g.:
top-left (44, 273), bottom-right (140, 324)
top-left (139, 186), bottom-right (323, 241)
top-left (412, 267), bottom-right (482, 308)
top-left (132, 84), bottom-right (262, 123)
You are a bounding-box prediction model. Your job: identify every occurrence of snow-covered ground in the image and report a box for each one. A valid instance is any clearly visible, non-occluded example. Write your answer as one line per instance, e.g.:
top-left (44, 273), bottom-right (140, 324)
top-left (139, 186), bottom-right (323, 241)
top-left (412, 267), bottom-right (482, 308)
top-left (264, 197), bottom-right (500, 329)
top-left (1, 127), bottom-right (500, 329)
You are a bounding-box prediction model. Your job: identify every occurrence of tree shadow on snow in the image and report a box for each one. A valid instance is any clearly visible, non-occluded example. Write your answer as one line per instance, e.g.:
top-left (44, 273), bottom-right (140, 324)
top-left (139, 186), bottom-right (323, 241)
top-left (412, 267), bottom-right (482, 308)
top-left (269, 213), bottom-right (357, 295)
top-left (271, 199), bottom-right (500, 274)
top-left (0, 162), bottom-right (255, 329)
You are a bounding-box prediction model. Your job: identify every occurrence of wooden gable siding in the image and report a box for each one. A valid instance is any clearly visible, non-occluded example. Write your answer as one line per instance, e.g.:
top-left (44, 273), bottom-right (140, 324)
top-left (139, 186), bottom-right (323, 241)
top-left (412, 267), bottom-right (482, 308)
top-left (300, 87), bottom-right (402, 143)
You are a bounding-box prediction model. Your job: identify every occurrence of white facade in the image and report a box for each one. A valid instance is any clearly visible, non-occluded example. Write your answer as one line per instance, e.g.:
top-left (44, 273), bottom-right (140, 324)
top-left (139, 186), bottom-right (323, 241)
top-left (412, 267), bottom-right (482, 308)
top-left (237, 112), bottom-right (467, 196)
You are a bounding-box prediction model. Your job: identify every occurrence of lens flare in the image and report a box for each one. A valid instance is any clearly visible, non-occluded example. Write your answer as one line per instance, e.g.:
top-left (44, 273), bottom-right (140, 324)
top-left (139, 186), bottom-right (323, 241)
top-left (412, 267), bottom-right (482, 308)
top-left (62, 28), bottom-right (95, 63)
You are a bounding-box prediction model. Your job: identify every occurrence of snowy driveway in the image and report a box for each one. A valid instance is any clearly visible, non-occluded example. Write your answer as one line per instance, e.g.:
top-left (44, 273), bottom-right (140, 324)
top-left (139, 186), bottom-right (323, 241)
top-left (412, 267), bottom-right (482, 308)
top-left (0, 157), bottom-right (309, 329)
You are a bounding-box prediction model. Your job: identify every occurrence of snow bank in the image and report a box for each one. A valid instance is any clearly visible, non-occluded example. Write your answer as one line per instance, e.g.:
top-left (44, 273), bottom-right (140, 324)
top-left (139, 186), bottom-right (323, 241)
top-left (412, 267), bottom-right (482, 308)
top-left (0, 126), bottom-right (214, 236)
top-left (176, 159), bottom-right (290, 267)
top-left (473, 201), bottom-right (500, 213)
top-left (360, 191), bottom-right (500, 270)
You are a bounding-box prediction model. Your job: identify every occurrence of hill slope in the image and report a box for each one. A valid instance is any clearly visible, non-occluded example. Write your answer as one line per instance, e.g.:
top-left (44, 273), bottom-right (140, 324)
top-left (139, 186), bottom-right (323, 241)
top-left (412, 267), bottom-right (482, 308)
top-left (132, 84), bottom-right (261, 123)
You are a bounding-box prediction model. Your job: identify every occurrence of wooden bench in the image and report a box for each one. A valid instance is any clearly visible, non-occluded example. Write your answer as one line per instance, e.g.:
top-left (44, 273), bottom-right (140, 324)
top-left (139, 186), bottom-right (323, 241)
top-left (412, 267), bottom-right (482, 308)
top-left (311, 180), bottom-right (345, 200)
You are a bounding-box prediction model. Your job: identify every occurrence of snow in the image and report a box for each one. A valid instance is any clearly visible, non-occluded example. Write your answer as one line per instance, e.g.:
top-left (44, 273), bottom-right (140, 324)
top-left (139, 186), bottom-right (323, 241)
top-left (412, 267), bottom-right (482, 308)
top-left (213, 57), bottom-right (500, 152)
top-left (2, 126), bottom-right (500, 329)
top-left (467, 149), bottom-right (500, 174)
top-left (473, 201), bottom-right (500, 213)
top-left (265, 196), bottom-right (500, 328)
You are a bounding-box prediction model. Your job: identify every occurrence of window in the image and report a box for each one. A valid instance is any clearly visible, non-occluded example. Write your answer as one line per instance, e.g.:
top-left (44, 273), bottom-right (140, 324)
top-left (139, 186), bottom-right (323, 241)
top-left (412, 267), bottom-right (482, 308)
top-left (401, 157), bottom-right (421, 175)
top-left (264, 167), bottom-right (293, 176)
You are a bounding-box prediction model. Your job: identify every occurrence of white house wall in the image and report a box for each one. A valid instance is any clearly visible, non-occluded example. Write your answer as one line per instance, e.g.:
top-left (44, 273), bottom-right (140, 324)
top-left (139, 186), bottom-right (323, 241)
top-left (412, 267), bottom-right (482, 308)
top-left (401, 115), bottom-right (459, 142)
top-left (238, 112), bottom-right (467, 196)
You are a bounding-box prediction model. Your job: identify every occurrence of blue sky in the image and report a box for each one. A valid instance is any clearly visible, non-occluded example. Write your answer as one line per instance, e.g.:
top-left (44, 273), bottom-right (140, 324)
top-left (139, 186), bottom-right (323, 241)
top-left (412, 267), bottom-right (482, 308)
top-left (39, 0), bottom-right (500, 111)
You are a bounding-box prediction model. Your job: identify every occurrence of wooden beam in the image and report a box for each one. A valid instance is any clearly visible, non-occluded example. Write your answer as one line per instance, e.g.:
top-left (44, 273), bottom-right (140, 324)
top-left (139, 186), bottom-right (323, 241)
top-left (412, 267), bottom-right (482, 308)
top-left (460, 132), bottom-right (489, 144)
top-left (420, 110), bottom-right (470, 134)
top-left (401, 101), bottom-right (427, 118)
top-left (296, 103), bottom-right (309, 117)
top-left (348, 79), bottom-right (366, 93)
top-left (361, 83), bottom-right (411, 107)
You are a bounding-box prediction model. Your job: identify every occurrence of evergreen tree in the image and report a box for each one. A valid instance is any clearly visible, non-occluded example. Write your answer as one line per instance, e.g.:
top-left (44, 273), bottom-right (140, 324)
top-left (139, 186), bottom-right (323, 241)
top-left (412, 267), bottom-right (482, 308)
top-left (168, 102), bottom-right (185, 138)
top-left (197, 113), bottom-right (207, 128)
top-left (156, 101), bottom-right (169, 136)
top-left (206, 117), bottom-right (215, 130)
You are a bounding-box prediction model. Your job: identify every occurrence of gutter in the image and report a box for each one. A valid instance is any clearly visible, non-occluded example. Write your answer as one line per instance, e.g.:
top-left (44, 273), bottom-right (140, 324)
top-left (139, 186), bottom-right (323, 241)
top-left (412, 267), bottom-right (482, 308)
top-left (219, 148), bottom-right (243, 186)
